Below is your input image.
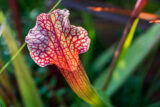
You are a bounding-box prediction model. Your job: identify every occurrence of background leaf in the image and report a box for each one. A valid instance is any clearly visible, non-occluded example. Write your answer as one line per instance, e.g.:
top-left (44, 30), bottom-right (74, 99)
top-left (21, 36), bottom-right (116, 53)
top-left (147, 102), bottom-right (160, 107)
top-left (0, 11), bottom-right (43, 107)
top-left (94, 24), bottom-right (160, 96)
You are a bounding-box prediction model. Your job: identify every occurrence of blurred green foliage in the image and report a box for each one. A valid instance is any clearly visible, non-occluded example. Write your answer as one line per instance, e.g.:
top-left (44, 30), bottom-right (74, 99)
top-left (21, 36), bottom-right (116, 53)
top-left (0, 0), bottom-right (160, 107)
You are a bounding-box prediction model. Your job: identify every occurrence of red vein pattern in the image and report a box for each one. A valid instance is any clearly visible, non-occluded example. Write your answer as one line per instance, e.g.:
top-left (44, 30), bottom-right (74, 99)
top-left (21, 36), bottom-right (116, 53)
top-left (25, 9), bottom-right (107, 107)
top-left (60, 62), bottom-right (106, 107)
top-left (25, 9), bottom-right (90, 71)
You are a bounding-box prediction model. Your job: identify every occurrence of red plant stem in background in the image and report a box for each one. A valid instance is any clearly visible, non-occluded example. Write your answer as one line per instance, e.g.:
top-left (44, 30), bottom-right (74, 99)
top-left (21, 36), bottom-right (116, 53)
top-left (60, 62), bottom-right (106, 107)
top-left (88, 7), bottom-right (160, 21)
top-left (149, 19), bottom-right (160, 24)
top-left (8, 0), bottom-right (23, 45)
top-left (102, 0), bottom-right (149, 90)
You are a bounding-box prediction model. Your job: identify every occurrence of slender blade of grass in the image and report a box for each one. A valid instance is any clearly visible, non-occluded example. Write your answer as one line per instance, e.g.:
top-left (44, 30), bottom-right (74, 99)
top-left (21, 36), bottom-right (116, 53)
top-left (118, 18), bottom-right (139, 62)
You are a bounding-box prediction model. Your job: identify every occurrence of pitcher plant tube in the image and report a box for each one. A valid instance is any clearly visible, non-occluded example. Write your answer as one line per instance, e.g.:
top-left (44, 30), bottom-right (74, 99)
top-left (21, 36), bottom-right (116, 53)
top-left (25, 9), bottom-right (108, 107)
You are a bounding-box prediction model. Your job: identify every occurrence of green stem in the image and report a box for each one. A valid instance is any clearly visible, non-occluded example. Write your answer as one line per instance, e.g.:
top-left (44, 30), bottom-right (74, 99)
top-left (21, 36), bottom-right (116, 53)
top-left (48, 0), bottom-right (62, 13)
top-left (0, 42), bottom-right (26, 74)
